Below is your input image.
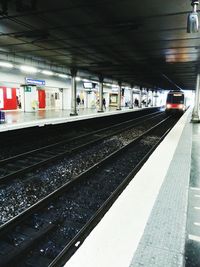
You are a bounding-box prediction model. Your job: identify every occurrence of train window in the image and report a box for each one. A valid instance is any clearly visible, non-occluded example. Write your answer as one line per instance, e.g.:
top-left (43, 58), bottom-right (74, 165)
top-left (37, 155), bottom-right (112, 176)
top-left (167, 94), bottom-right (184, 104)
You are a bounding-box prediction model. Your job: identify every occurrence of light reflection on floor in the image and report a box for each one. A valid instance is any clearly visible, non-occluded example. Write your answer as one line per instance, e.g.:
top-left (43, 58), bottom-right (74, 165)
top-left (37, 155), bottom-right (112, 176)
top-left (1, 106), bottom-right (135, 126)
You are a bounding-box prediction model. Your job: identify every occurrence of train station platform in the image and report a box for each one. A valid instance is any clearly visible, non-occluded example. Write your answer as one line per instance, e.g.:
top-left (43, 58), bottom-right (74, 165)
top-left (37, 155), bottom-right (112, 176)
top-left (0, 106), bottom-right (147, 132)
top-left (64, 107), bottom-right (199, 267)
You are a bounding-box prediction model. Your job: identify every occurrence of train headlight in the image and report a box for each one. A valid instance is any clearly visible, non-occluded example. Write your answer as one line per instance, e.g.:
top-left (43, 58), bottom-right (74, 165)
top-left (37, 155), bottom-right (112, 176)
top-left (166, 104), bottom-right (171, 109)
top-left (178, 104), bottom-right (183, 109)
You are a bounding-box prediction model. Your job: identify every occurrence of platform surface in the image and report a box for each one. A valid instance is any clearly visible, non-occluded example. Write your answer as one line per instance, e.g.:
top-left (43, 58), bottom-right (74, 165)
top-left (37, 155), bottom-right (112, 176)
top-left (64, 108), bottom-right (192, 267)
top-left (0, 106), bottom-right (140, 132)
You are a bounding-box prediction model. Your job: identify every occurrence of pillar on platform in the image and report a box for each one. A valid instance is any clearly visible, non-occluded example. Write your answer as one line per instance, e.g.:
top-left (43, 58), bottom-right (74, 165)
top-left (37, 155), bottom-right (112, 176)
top-left (192, 73), bottom-right (200, 122)
top-left (70, 69), bottom-right (78, 116)
top-left (139, 86), bottom-right (142, 108)
top-left (98, 75), bottom-right (104, 113)
top-left (117, 81), bottom-right (122, 110)
top-left (129, 85), bottom-right (133, 109)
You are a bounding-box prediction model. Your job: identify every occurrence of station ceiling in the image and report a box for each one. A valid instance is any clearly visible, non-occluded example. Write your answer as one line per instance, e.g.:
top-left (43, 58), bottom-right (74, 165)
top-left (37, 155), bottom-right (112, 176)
top-left (0, 0), bottom-right (198, 90)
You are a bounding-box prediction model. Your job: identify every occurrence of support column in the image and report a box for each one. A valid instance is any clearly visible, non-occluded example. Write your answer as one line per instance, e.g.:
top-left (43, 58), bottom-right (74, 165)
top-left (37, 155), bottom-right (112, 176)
top-left (117, 81), bottom-right (122, 110)
top-left (129, 85), bottom-right (133, 109)
top-left (150, 90), bottom-right (154, 106)
top-left (192, 73), bottom-right (200, 122)
top-left (98, 75), bottom-right (104, 113)
top-left (70, 69), bottom-right (78, 116)
top-left (153, 90), bottom-right (158, 106)
top-left (146, 89), bottom-right (149, 107)
top-left (139, 86), bottom-right (142, 108)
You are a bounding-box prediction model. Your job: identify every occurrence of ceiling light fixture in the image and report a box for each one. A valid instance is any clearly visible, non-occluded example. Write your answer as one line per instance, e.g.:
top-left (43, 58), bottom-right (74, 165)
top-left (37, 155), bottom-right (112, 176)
top-left (20, 65), bottom-right (38, 73)
top-left (0, 62), bottom-right (13, 68)
top-left (58, 74), bottom-right (69, 78)
top-left (187, 0), bottom-right (199, 33)
top-left (42, 70), bottom-right (54, 76)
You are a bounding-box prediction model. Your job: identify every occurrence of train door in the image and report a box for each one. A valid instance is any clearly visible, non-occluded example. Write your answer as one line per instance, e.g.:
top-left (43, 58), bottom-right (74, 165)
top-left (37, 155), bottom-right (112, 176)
top-left (0, 88), bottom-right (3, 109)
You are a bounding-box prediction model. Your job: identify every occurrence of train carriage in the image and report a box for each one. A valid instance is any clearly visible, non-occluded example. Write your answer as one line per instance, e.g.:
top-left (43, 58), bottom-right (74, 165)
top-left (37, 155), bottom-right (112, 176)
top-left (165, 90), bottom-right (185, 114)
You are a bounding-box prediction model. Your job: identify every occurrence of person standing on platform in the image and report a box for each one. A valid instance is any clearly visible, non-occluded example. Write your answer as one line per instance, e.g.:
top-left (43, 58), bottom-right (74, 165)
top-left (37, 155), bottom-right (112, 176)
top-left (103, 98), bottom-right (106, 109)
top-left (134, 98), bottom-right (139, 107)
top-left (76, 95), bottom-right (81, 105)
top-left (76, 95), bottom-right (81, 110)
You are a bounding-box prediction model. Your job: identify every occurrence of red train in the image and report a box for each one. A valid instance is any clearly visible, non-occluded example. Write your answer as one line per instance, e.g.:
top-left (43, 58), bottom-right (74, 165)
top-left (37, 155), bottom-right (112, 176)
top-left (165, 90), bottom-right (185, 114)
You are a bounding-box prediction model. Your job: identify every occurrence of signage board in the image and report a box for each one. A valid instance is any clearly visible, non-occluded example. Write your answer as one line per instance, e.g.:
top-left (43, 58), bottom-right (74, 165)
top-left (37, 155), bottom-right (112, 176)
top-left (83, 82), bottom-right (96, 89)
top-left (26, 78), bottom-right (46, 86)
top-left (24, 86), bottom-right (32, 92)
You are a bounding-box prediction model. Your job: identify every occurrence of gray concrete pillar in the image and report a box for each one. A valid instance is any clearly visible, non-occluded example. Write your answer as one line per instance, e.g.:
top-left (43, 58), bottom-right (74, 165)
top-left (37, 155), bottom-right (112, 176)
top-left (151, 90), bottom-right (154, 106)
top-left (192, 73), bottom-right (200, 122)
top-left (70, 69), bottom-right (78, 116)
top-left (117, 81), bottom-right (122, 110)
top-left (146, 89), bottom-right (149, 107)
top-left (129, 86), bottom-right (133, 109)
top-left (139, 86), bottom-right (142, 108)
top-left (154, 90), bottom-right (158, 106)
top-left (98, 76), bottom-right (104, 113)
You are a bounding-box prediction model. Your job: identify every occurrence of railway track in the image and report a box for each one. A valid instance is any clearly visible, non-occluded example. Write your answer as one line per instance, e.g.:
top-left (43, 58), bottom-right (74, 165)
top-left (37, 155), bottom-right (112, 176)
top-left (0, 111), bottom-right (164, 185)
top-left (0, 112), bottom-right (167, 225)
top-left (0, 114), bottom-right (179, 267)
top-left (0, 109), bottom-right (159, 160)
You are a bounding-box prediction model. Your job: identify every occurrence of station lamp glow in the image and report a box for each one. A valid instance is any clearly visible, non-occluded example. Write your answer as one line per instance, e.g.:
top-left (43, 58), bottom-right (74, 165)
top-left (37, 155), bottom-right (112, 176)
top-left (42, 70), bottom-right (54, 76)
top-left (75, 77), bottom-right (81, 81)
top-left (0, 62), bottom-right (13, 68)
top-left (58, 73), bottom-right (69, 78)
top-left (20, 65), bottom-right (38, 73)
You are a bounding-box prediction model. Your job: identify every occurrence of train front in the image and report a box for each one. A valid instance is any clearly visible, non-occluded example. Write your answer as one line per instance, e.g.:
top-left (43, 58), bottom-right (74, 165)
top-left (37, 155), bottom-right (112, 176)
top-left (165, 91), bottom-right (185, 114)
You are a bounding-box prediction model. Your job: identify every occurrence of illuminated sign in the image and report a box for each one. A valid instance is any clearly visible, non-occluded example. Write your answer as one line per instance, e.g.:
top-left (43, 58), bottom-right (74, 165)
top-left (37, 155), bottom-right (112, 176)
top-left (83, 82), bottom-right (96, 89)
top-left (26, 78), bottom-right (45, 86)
top-left (173, 94), bottom-right (182, 96)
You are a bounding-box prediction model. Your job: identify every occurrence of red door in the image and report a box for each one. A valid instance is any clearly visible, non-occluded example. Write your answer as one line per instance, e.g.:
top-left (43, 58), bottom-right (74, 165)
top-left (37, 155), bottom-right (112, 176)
top-left (38, 89), bottom-right (46, 109)
top-left (0, 87), bottom-right (17, 110)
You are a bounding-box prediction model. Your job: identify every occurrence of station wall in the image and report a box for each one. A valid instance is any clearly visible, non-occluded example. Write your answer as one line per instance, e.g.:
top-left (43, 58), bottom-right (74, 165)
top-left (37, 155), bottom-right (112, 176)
top-left (0, 68), bottom-right (71, 111)
top-left (0, 68), bottom-right (164, 111)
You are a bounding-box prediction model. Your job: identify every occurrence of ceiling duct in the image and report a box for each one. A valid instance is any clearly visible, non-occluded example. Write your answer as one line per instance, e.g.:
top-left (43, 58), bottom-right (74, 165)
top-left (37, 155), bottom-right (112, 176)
top-left (14, 30), bottom-right (49, 42)
top-left (15, 0), bottom-right (38, 12)
top-left (0, 0), bottom-right (10, 15)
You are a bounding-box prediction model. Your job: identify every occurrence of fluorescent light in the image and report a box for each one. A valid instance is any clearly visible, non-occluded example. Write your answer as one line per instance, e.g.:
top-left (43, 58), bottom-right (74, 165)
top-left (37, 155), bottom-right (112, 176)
top-left (58, 73), bottom-right (69, 78)
top-left (75, 77), bottom-right (81, 81)
top-left (42, 70), bottom-right (54, 75)
top-left (104, 83), bottom-right (111, 87)
top-left (20, 65), bottom-right (38, 73)
top-left (0, 62), bottom-right (13, 68)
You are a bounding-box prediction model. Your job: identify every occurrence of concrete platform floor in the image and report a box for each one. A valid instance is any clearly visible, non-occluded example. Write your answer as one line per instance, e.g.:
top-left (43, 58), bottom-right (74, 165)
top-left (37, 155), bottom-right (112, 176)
top-left (0, 106), bottom-right (139, 132)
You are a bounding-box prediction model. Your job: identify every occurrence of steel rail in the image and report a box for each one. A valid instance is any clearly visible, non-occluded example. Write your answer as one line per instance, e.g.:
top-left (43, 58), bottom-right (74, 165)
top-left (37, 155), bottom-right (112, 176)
top-left (0, 111), bottom-right (163, 184)
top-left (0, 115), bottom-right (176, 267)
top-left (49, 119), bottom-right (175, 267)
top-left (0, 115), bottom-right (171, 236)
